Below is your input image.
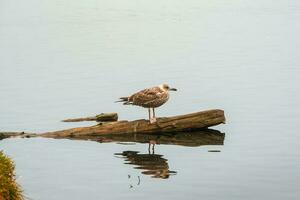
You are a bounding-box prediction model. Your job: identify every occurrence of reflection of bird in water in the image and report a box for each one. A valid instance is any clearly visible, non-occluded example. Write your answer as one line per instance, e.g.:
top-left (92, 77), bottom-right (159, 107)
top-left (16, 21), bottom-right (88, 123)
top-left (115, 84), bottom-right (177, 123)
top-left (115, 151), bottom-right (177, 179)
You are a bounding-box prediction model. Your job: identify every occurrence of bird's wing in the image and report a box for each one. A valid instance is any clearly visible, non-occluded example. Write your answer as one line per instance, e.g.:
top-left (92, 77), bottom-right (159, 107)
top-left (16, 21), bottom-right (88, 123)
top-left (129, 87), bottom-right (164, 106)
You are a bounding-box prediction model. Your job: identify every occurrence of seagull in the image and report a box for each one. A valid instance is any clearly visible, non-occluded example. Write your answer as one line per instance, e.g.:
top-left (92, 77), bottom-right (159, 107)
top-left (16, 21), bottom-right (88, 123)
top-left (116, 84), bottom-right (177, 123)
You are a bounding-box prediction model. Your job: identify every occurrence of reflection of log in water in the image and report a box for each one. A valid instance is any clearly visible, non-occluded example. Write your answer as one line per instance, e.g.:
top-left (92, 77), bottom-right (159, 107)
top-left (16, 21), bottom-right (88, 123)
top-left (74, 129), bottom-right (225, 147)
top-left (115, 151), bottom-right (177, 179)
top-left (114, 129), bottom-right (225, 179)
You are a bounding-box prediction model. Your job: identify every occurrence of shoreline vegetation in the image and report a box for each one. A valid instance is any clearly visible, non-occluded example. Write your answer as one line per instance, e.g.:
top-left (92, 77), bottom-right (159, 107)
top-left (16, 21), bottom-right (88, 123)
top-left (0, 151), bottom-right (23, 200)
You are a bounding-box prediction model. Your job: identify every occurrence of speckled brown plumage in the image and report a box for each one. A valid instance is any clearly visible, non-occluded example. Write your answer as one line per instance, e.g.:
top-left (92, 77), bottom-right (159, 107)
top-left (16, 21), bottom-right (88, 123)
top-left (128, 87), bottom-right (169, 108)
top-left (116, 84), bottom-right (177, 123)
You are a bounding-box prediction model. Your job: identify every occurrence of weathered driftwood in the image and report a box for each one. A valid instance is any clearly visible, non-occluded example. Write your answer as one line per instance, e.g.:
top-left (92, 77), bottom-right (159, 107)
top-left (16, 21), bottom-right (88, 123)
top-left (0, 132), bottom-right (36, 140)
top-left (0, 132), bottom-right (21, 140)
top-left (62, 113), bottom-right (118, 122)
top-left (41, 109), bottom-right (225, 139)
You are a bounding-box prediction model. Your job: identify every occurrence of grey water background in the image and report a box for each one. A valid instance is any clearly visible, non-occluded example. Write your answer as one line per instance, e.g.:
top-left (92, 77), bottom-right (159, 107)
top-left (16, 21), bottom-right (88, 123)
top-left (1, 0), bottom-right (300, 199)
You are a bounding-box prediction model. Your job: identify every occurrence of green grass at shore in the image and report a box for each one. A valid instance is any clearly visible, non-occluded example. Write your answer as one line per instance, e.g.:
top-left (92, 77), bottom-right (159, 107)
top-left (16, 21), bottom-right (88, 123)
top-left (0, 151), bottom-right (23, 200)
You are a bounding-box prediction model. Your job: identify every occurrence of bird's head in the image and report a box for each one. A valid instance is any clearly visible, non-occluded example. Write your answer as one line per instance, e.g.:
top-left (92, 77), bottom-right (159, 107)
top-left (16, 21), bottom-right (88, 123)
top-left (161, 84), bottom-right (177, 92)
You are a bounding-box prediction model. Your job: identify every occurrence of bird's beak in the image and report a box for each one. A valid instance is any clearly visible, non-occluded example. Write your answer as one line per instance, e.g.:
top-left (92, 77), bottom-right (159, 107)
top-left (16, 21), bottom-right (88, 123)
top-left (169, 88), bottom-right (177, 91)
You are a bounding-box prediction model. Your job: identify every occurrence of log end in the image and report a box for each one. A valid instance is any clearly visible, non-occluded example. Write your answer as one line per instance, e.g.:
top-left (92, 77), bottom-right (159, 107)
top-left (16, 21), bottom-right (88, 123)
top-left (95, 113), bottom-right (118, 122)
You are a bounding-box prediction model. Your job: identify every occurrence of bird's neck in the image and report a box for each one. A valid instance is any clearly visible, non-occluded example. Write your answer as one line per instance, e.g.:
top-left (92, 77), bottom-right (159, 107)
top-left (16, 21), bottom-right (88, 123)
top-left (158, 85), bottom-right (168, 93)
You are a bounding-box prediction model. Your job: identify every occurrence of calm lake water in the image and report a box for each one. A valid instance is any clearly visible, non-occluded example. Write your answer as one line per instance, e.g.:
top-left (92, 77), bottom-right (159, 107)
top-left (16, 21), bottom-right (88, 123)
top-left (1, 0), bottom-right (300, 199)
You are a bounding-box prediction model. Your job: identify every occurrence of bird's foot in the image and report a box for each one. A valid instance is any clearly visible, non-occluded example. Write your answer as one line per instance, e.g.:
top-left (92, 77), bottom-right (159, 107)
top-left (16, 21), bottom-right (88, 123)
top-left (149, 118), bottom-right (157, 124)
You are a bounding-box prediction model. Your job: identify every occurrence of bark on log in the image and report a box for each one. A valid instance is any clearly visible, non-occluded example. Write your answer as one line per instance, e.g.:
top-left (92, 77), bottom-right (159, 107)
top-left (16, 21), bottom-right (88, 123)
top-left (62, 113), bottom-right (118, 122)
top-left (41, 109), bottom-right (225, 139)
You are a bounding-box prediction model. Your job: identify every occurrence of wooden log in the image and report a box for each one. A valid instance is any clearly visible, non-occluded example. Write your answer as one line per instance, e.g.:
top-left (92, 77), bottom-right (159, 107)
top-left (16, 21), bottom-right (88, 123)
top-left (0, 132), bottom-right (36, 140)
top-left (41, 109), bottom-right (225, 138)
top-left (0, 132), bottom-right (25, 140)
top-left (62, 113), bottom-right (118, 122)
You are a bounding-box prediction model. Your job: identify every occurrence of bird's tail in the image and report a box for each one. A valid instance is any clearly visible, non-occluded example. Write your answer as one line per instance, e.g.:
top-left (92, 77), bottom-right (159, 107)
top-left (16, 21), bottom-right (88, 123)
top-left (115, 97), bottom-right (131, 105)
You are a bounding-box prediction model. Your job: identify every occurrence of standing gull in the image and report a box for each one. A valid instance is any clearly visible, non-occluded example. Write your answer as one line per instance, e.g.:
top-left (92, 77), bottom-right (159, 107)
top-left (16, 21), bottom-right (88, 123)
top-left (116, 84), bottom-right (177, 123)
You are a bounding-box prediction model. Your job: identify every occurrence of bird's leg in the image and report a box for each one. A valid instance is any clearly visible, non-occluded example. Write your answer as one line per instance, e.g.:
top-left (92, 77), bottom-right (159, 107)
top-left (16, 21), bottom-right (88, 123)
top-left (149, 108), bottom-right (155, 124)
top-left (148, 108), bottom-right (152, 122)
top-left (151, 108), bottom-right (157, 123)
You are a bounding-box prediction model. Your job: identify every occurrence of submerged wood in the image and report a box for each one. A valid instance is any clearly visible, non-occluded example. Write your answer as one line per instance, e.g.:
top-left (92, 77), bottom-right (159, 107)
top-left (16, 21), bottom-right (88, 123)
top-left (62, 113), bottom-right (118, 122)
top-left (41, 109), bottom-right (225, 139)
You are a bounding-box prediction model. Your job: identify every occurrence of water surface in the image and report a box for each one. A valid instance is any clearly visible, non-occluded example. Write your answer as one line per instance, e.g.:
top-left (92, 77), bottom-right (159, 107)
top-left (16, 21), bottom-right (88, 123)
top-left (1, 0), bottom-right (300, 199)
